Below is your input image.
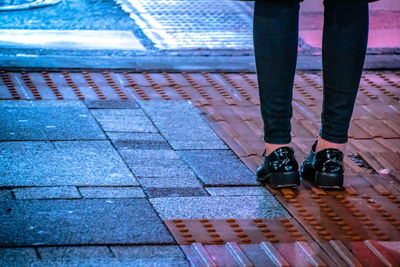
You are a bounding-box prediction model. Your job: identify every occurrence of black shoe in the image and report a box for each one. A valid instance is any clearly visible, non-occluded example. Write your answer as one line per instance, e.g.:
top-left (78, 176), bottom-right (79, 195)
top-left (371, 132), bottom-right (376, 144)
top-left (300, 140), bottom-right (344, 189)
top-left (256, 147), bottom-right (300, 189)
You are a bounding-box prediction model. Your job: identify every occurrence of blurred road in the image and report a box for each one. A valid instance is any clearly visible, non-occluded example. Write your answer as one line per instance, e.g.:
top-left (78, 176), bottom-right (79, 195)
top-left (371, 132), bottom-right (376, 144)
top-left (0, 0), bottom-right (399, 70)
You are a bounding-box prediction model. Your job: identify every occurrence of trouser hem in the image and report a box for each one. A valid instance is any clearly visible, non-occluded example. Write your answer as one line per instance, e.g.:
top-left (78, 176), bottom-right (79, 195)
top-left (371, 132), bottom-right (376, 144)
top-left (263, 136), bottom-right (292, 145)
top-left (320, 132), bottom-right (348, 144)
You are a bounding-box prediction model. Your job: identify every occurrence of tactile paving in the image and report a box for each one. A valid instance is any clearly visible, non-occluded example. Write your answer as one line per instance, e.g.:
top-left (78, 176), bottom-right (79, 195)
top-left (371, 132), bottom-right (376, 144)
top-left (165, 218), bottom-right (311, 245)
top-left (181, 240), bottom-right (400, 267)
top-left (1, 70), bottom-right (399, 265)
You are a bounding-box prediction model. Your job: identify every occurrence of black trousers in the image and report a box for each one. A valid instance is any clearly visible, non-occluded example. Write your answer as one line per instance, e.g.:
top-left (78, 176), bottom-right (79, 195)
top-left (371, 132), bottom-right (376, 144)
top-left (254, 0), bottom-right (369, 144)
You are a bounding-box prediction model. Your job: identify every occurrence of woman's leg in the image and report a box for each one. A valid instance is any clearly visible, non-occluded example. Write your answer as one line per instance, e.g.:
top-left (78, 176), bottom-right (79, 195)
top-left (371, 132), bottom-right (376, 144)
top-left (253, 0), bottom-right (300, 155)
top-left (317, 0), bottom-right (369, 152)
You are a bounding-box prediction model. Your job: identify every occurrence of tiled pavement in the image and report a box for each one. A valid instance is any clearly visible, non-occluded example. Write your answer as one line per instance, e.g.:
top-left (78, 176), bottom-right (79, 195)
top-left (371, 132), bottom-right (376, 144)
top-left (0, 96), bottom-right (286, 266)
top-left (1, 71), bottom-right (400, 265)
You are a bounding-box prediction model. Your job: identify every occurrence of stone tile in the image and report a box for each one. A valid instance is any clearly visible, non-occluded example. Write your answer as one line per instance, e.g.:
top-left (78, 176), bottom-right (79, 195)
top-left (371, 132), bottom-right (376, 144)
top-left (111, 246), bottom-right (189, 267)
top-left (0, 106), bottom-right (46, 140)
top-left (38, 258), bottom-right (121, 266)
top-left (168, 140), bottom-right (228, 150)
top-left (114, 139), bottom-right (171, 150)
top-left (0, 141), bottom-right (138, 186)
top-left (0, 199), bottom-right (175, 246)
top-left (0, 100), bottom-right (106, 140)
top-left (150, 196), bottom-right (289, 219)
top-left (107, 132), bottom-right (165, 141)
top-left (110, 245), bottom-right (185, 258)
top-left (36, 106), bottom-right (106, 140)
top-left (79, 187), bottom-right (145, 198)
top-left (0, 248), bottom-right (38, 266)
top-left (52, 140), bottom-right (111, 149)
top-left (0, 190), bottom-right (14, 200)
top-left (85, 99), bottom-right (139, 109)
top-left (38, 246), bottom-right (112, 259)
top-left (138, 177), bottom-right (207, 198)
top-left (12, 186), bottom-right (81, 200)
top-left (177, 150), bottom-right (257, 186)
top-left (140, 101), bottom-right (226, 149)
top-left (0, 100), bottom-right (82, 108)
top-left (205, 186), bottom-right (272, 196)
top-left (90, 109), bottom-right (157, 132)
top-left (137, 177), bottom-right (203, 188)
top-left (39, 258), bottom-right (189, 266)
top-left (108, 132), bottom-right (171, 150)
top-left (144, 187), bottom-right (208, 198)
top-left (120, 150), bottom-right (195, 178)
top-left (38, 245), bottom-right (189, 266)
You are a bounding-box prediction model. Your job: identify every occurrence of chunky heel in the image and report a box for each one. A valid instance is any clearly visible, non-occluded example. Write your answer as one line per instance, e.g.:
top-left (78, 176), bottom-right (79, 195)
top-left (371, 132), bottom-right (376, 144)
top-left (269, 171), bottom-right (300, 189)
top-left (256, 146), bottom-right (300, 188)
top-left (315, 171), bottom-right (343, 189)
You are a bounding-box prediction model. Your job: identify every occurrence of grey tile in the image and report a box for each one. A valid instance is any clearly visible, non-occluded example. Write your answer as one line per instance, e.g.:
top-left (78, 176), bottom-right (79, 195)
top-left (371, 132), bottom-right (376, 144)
top-left (150, 196), bottom-right (289, 219)
top-left (0, 107), bottom-right (46, 140)
top-left (108, 132), bottom-right (171, 150)
top-left (107, 132), bottom-right (165, 141)
top-left (12, 244), bottom-right (131, 266)
top-left (0, 141), bottom-right (138, 186)
top-left (37, 106), bottom-right (106, 140)
top-left (140, 101), bottom-right (225, 149)
top-left (111, 245), bottom-right (190, 267)
top-left (39, 258), bottom-right (189, 266)
top-left (205, 186), bottom-right (272, 196)
top-left (168, 140), bottom-right (227, 150)
top-left (0, 100), bottom-right (106, 140)
top-left (0, 100), bottom-right (32, 108)
top-left (120, 150), bottom-right (195, 178)
top-left (0, 199), bottom-right (175, 246)
top-left (138, 177), bottom-right (207, 198)
top-left (79, 187), bottom-right (145, 198)
top-left (85, 100), bottom-right (139, 109)
top-left (177, 150), bottom-right (257, 186)
top-left (0, 100), bottom-right (83, 108)
top-left (38, 258), bottom-right (121, 266)
top-left (0, 190), bottom-right (14, 200)
top-left (144, 187), bottom-right (208, 198)
top-left (91, 109), bottom-right (157, 132)
top-left (110, 245), bottom-right (185, 258)
top-left (0, 248), bottom-right (38, 266)
top-left (137, 177), bottom-right (203, 188)
top-left (12, 186), bottom-right (81, 200)
top-left (38, 246), bottom-right (112, 259)
top-left (52, 140), bottom-right (111, 149)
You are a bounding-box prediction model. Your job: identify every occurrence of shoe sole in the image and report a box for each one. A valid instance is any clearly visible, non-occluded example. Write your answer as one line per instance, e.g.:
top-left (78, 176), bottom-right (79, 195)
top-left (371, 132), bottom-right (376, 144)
top-left (257, 171), bottom-right (300, 189)
top-left (314, 171), bottom-right (344, 189)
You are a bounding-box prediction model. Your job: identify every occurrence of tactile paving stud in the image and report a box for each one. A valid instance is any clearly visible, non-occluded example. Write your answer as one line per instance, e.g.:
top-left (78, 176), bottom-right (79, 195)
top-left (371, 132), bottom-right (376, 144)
top-left (142, 72), bottom-right (171, 100)
top-left (201, 72), bottom-right (233, 99)
top-left (82, 71), bottom-right (106, 100)
top-left (239, 73), bottom-right (258, 90)
top-left (61, 71), bottom-right (85, 100)
top-left (41, 71), bottom-right (64, 100)
top-left (1, 71), bottom-right (21, 100)
top-left (102, 71), bottom-right (129, 100)
top-left (122, 72), bottom-right (150, 100)
top-left (165, 218), bottom-right (311, 245)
